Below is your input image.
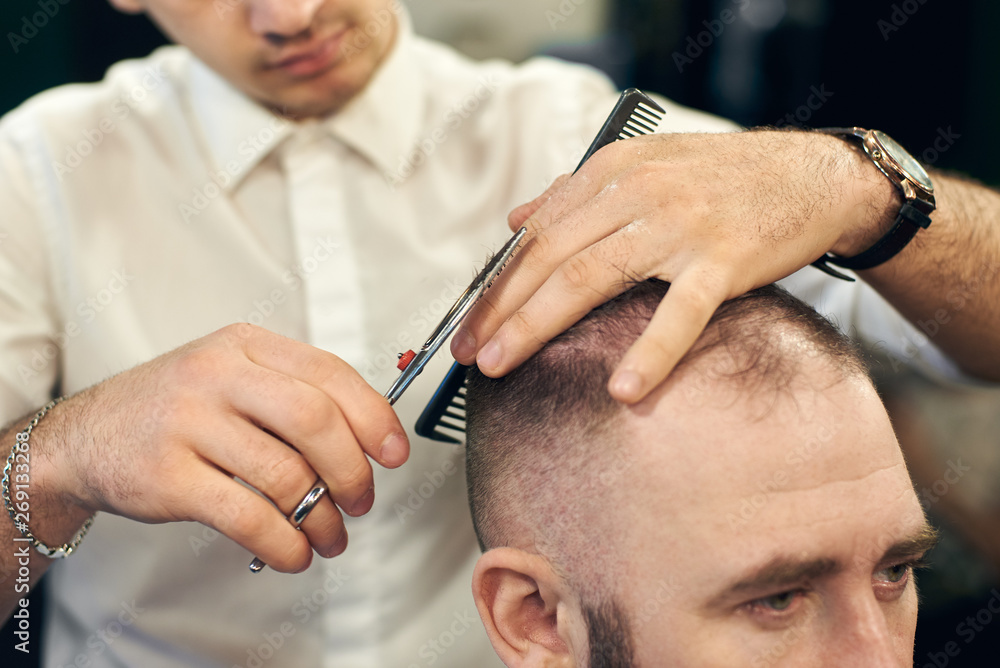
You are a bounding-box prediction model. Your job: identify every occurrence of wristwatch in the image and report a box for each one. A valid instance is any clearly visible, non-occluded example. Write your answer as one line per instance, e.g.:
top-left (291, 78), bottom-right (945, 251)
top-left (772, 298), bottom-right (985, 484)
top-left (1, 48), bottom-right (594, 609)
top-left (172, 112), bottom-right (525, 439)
top-left (812, 127), bottom-right (936, 281)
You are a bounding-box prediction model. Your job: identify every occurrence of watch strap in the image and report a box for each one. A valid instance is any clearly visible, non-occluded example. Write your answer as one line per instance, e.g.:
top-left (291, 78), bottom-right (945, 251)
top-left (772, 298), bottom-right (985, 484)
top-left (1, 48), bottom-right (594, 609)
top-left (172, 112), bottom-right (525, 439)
top-left (811, 128), bottom-right (935, 280)
top-left (812, 201), bottom-right (932, 277)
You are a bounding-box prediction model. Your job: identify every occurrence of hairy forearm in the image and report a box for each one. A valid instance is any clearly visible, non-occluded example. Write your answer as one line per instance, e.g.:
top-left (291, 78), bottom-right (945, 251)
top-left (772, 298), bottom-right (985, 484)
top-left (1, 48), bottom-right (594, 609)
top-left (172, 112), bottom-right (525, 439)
top-left (861, 171), bottom-right (1000, 380)
top-left (0, 412), bottom-right (92, 622)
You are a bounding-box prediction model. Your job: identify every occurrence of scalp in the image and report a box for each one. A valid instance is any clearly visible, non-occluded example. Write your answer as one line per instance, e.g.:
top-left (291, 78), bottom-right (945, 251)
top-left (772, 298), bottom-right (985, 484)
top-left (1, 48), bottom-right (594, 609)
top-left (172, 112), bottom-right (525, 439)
top-left (465, 279), bottom-right (869, 599)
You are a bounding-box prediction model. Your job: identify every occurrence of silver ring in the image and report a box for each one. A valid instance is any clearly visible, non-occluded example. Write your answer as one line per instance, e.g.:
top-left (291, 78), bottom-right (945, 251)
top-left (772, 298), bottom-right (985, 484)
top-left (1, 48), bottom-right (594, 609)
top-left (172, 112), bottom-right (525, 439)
top-left (290, 480), bottom-right (328, 527)
top-left (248, 478), bottom-right (329, 572)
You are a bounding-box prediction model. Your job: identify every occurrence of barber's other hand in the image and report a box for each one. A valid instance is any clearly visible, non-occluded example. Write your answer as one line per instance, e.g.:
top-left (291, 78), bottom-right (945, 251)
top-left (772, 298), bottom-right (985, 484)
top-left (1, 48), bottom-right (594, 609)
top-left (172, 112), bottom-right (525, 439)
top-left (46, 324), bottom-right (408, 573)
top-left (451, 130), bottom-right (898, 402)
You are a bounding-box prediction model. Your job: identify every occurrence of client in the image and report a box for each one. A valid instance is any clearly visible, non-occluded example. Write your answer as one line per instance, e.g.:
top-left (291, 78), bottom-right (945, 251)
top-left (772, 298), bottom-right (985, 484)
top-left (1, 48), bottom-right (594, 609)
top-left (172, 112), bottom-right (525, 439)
top-left (465, 280), bottom-right (936, 667)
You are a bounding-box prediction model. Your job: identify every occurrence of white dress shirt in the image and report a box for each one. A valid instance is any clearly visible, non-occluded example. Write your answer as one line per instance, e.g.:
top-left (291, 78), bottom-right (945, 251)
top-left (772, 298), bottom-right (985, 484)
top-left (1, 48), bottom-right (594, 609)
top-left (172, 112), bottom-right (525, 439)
top-left (0, 16), bottom-right (967, 668)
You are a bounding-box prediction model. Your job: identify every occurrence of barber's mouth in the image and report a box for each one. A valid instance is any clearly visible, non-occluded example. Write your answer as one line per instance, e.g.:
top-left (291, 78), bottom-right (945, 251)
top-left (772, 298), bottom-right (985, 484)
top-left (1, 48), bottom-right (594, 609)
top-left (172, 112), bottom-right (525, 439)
top-left (268, 29), bottom-right (348, 78)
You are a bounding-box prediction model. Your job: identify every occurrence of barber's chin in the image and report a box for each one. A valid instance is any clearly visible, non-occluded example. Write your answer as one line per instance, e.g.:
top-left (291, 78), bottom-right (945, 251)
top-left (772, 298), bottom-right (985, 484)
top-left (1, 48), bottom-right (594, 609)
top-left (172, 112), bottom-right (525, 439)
top-left (258, 72), bottom-right (362, 119)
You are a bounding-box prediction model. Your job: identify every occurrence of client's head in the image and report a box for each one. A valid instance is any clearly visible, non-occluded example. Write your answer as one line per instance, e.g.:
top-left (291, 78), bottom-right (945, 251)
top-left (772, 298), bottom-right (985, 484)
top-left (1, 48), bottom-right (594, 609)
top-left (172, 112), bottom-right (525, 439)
top-left (465, 280), bottom-right (935, 668)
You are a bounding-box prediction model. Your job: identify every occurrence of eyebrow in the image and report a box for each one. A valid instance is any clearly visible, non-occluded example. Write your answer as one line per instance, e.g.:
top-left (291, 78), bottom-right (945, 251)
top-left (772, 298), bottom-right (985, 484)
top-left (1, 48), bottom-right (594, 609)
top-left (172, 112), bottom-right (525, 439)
top-left (879, 524), bottom-right (940, 565)
top-left (707, 523), bottom-right (940, 609)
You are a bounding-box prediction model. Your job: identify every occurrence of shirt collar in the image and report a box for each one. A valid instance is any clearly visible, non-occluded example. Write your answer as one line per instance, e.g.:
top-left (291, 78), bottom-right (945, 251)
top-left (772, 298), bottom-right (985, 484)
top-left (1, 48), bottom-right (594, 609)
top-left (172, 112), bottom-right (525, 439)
top-left (323, 10), bottom-right (424, 175)
top-left (187, 9), bottom-right (424, 191)
top-left (188, 56), bottom-right (292, 193)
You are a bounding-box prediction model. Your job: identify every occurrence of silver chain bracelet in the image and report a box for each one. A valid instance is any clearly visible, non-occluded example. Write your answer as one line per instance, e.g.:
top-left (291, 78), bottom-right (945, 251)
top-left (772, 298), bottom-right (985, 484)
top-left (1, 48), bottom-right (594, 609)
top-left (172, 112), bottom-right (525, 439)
top-left (2, 398), bottom-right (95, 558)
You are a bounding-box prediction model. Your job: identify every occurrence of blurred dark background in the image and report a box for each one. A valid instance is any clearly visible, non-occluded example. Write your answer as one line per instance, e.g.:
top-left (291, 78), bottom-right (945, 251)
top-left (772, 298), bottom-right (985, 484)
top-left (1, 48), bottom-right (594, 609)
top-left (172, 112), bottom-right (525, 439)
top-left (1, 0), bottom-right (998, 185)
top-left (610, 0), bottom-right (1000, 186)
top-left (1, 1), bottom-right (998, 666)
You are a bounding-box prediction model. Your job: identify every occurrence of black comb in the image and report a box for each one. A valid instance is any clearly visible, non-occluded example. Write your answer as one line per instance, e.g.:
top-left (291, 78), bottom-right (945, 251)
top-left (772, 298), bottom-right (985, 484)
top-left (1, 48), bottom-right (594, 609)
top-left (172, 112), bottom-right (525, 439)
top-left (414, 89), bottom-right (666, 443)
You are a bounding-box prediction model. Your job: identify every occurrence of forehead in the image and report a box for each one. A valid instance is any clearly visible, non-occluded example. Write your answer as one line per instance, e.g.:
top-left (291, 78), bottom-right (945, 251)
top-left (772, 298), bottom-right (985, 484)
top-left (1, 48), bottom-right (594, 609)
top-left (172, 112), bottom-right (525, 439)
top-left (615, 369), bottom-right (923, 599)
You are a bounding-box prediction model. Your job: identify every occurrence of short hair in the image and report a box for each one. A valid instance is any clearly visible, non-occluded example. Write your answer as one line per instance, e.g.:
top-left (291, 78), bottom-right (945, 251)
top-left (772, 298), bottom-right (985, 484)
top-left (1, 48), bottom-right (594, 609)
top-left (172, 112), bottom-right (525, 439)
top-left (465, 280), bottom-right (867, 600)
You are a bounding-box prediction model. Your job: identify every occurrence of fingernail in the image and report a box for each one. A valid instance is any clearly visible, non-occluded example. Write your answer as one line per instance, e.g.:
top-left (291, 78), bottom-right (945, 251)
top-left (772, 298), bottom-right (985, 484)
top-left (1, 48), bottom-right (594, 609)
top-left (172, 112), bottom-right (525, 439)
top-left (379, 432), bottom-right (408, 466)
top-left (609, 370), bottom-right (642, 402)
top-left (451, 328), bottom-right (476, 360)
top-left (326, 530), bottom-right (349, 558)
top-left (477, 339), bottom-right (501, 372)
top-left (350, 486), bottom-right (375, 516)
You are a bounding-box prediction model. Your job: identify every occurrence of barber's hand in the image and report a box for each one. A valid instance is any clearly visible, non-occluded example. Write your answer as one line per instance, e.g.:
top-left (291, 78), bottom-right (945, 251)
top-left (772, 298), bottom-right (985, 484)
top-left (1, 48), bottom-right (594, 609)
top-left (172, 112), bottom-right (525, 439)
top-left (44, 324), bottom-right (408, 573)
top-left (451, 130), bottom-right (897, 402)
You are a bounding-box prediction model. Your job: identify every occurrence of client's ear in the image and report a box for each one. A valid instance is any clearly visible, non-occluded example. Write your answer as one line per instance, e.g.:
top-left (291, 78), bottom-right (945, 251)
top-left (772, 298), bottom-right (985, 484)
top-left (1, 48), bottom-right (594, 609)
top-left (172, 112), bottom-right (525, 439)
top-left (472, 548), bottom-right (585, 667)
top-left (107, 0), bottom-right (145, 15)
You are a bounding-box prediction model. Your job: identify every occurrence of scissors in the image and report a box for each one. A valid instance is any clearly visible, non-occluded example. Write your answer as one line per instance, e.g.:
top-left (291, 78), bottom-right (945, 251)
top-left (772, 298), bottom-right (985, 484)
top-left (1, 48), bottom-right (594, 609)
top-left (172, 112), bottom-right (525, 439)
top-left (249, 226), bottom-right (528, 572)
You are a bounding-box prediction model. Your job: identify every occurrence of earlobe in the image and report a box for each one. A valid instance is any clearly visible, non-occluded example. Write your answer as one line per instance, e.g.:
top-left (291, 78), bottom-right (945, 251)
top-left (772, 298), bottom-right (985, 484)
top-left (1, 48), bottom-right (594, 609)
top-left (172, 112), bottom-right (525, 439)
top-left (106, 0), bottom-right (146, 15)
top-left (472, 548), bottom-right (581, 667)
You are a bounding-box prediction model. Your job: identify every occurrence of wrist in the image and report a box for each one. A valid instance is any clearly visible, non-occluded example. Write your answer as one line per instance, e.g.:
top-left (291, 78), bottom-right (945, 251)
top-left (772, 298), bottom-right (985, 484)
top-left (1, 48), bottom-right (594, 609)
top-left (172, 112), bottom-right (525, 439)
top-left (3, 401), bottom-right (95, 554)
top-left (824, 132), bottom-right (904, 258)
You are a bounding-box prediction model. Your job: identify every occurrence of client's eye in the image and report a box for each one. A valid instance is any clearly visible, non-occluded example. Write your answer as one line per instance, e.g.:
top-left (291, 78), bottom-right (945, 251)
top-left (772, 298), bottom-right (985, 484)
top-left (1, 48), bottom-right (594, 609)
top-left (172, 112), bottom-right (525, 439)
top-left (748, 590), bottom-right (800, 614)
top-left (875, 563), bottom-right (910, 584)
top-left (742, 590), bottom-right (810, 628)
top-left (872, 559), bottom-right (925, 601)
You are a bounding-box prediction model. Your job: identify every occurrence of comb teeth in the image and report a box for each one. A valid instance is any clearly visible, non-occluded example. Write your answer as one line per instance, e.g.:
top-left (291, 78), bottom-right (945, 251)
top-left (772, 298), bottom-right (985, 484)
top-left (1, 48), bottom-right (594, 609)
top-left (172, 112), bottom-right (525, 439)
top-left (637, 101), bottom-right (663, 119)
top-left (415, 362), bottom-right (470, 443)
top-left (618, 104), bottom-right (663, 141)
top-left (434, 388), bottom-right (467, 440)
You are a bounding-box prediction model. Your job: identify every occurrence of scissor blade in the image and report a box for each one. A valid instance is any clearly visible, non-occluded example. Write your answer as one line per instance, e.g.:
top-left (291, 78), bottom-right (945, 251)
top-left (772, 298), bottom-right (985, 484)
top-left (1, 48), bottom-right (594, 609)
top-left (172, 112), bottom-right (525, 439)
top-left (383, 227), bottom-right (527, 404)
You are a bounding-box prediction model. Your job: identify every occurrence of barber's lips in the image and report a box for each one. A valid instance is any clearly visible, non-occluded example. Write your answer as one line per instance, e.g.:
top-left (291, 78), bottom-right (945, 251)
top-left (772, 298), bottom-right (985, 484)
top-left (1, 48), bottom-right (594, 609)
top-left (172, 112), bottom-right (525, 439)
top-left (268, 29), bottom-right (348, 78)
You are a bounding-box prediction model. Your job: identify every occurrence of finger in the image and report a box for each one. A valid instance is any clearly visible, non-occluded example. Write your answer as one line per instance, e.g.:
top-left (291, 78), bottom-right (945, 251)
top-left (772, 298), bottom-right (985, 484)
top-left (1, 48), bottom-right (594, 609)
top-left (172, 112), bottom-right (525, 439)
top-left (507, 173), bottom-right (572, 231)
top-left (473, 221), bottom-right (660, 377)
top-left (233, 325), bottom-right (409, 469)
top-left (179, 465), bottom-right (316, 573)
top-left (608, 270), bottom-right (729, 404)
top-left (227, 364), bottom-right (376, 517)
top-left (196, 415), bottom-right (349, 557)
top-left (452, 178), bottom-right (630, 364)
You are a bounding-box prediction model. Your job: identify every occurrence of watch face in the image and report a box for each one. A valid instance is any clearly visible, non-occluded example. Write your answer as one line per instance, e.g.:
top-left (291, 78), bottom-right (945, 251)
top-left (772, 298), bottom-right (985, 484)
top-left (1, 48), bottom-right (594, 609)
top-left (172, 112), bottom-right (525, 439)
top-left (872, 130), bottom-right (934, 192)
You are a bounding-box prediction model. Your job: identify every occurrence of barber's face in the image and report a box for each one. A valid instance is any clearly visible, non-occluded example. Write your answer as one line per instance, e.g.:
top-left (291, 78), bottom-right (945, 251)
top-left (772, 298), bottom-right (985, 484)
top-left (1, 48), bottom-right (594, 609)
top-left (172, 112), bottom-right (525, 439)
top-left (615, 374), bottom-right (929, 667)
top-left (112, 0), bottom-right (397, 117)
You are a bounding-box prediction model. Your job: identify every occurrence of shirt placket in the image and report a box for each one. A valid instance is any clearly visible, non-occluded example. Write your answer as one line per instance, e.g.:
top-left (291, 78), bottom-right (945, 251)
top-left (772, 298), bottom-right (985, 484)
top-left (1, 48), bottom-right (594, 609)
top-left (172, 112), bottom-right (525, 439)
top-left (280, 127), bottom-right (382, 666)
top-left (280, 128), bottom-right (367, 367)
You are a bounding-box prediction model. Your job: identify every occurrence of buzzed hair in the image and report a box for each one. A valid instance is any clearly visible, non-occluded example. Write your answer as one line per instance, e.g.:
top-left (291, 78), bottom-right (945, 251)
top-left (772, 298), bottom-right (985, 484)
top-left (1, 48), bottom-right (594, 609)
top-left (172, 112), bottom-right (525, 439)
top-left (465, 280), bottom-right (867, 598)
